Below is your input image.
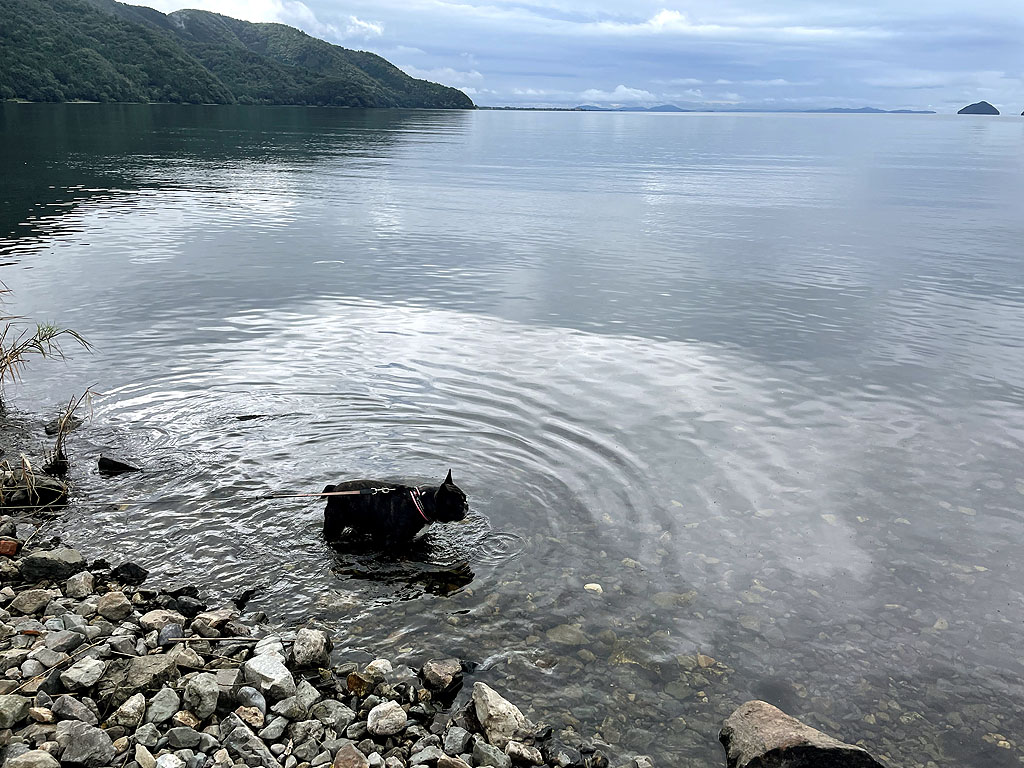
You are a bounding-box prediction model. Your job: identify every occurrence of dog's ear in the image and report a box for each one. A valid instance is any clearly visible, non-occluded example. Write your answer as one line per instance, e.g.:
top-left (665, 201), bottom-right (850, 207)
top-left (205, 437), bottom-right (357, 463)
top-left (322, 484), bottom-right (335, 494)
top-left (443, 469), bottom-right (453, 485)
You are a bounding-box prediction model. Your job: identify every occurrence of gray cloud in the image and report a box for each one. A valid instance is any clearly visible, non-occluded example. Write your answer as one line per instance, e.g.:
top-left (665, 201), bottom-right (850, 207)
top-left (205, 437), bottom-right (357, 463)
top-left (148, 1), bottom-right (1024, 110)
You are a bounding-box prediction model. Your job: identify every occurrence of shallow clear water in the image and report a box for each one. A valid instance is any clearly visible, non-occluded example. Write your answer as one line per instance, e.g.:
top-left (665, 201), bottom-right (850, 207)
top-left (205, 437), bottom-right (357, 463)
top-left (3, 104), bottom-right (1024, 766)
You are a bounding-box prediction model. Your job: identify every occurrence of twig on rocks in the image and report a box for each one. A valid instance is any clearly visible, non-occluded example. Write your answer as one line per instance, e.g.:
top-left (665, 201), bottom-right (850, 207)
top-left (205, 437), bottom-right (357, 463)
top-left (12, 636), bottom-right (107, 694)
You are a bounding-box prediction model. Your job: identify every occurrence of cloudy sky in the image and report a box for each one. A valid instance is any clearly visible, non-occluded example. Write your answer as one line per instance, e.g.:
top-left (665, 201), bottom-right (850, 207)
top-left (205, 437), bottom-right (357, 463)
top-left (144, 0), bottom-right (1024, 111)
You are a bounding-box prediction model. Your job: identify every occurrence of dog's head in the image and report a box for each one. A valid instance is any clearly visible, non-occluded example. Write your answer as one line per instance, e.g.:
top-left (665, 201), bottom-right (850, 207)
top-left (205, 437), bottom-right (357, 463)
top-left (433, 469), bottom-right (469, 523)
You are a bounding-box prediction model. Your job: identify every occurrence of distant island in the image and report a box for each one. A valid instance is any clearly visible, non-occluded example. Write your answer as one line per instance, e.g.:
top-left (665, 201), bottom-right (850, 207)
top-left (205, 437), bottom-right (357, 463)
top-left (0, 0), bottom-right (473, 109)
top-left (958, 101), bottom-right (1000, 115)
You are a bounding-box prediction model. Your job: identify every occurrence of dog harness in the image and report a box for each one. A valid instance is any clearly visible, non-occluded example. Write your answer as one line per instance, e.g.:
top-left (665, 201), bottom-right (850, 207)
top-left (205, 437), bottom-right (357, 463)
top-left (409, 487), bottom-right (430, 522)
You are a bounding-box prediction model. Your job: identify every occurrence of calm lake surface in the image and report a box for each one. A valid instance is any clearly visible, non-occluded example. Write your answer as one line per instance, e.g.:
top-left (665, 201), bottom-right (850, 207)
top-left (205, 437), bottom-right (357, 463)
top-left (3, 104), bottom-right (1024, 766)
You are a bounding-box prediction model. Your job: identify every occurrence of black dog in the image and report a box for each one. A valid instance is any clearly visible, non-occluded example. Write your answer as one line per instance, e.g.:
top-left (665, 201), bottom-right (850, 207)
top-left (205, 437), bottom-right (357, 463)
top-left (323, 470), bottom-right (468, 544)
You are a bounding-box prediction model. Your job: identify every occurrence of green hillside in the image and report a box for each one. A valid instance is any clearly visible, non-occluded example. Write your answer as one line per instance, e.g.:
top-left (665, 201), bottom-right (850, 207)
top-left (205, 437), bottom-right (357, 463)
top-left (0, 0), bottom-right (474, 108)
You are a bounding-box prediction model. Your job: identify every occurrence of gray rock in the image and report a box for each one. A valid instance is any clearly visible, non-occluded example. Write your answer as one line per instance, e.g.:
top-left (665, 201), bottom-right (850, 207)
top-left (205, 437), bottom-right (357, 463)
top-left (292, 628), bottom-right (331, 668)
top-left (183, 672), bottom-right (220, 720)
top-left (443, 726), bottom-right (471, 755)
top-left (55, 719), bottom-right (115, 767)
top-left (5, 750), bottom-right (61, 768)
top-left (421, 659), bottom-right (462, 691)
top-left (411, 746), bottom-right (445, 765)
top-left (145, 686), bottom-right (181, 724)
top-left (220, 712), bottom-right (280, 768)
top-left (367, 700), bottom-right (407, 737)
top-left (52, 694), bottom-right (99, 724)
top-left (135, 722), bottom-right (161, 747)
top-left (65, 571), bottom-right (95, 599)
top-left (333, 742), bottom-right (371, 768)
top-left (235, 685), bottom-right (266, 713)
top-left (155, 755), bottom-right (185, 768)
top-left (107, 635), bottom-right (139, 656)
top-left (109, 692), bottom-right (147, 729)
top-left (96, 591), bottom-right (133, 622)
top-left (253, 635), bottom-right (284, 656)
top-left (29, 647), bottom-right (68, 669)
top-left (158, 623), bottom-right (185, 647)
top-left (472, 683), bottom-right (530, 749)
top-left (629, 758), bottom-right (654, 768)
top-left (310, 699), bottom-right (356, 731)
top-left (59, 657), bottom-right (106, 690)
top-left (473, 741), bottom-right (512, 768)
top-left (10, 589), bottom-right (54, 615)
top-left (437, 758), bottom-right (472, 768)
top-left (19, 549), bottom-right (86, 583)
top-left (97, 653), bottom-right (179, 709)
top-left (166, 726), bottom-right (202, 749)
top-left (720, 700), bottom-right (884, 768)
top-left (288, 717), bottom-right (325, 745)
top-left (243, 652), bottom-right (296, 700)
top-left (0, 693), bottom-right (31, 728)
top-left (257, 715), bottom-right (288, 741)
top-left (44, 630), bottom-right (85, 654)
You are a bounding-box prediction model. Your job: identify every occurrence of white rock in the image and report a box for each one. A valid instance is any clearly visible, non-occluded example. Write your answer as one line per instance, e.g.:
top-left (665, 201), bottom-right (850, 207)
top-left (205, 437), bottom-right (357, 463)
top-left (472, 682), bottom-right (529, 749)
top-left (65, 572), bottom-right (95, 599)
top-left (366, 700), bottom-right (407, 737)
top-left (292, 628), bottom-right (331, 668)
top-left (243, 651), bottom-right (296, 700)
top-left (109, 693), bottom-right (147, 729)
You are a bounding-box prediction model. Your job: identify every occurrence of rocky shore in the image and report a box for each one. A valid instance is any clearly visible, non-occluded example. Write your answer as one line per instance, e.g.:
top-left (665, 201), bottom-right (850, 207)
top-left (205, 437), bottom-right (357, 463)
top-left (0, 509), bottom-right (889, 768)
top-left (0, 517), bottom-right (644, 768)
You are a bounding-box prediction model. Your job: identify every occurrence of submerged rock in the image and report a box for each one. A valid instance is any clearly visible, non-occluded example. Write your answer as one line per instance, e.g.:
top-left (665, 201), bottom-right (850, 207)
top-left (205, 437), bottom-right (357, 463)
top-left (97, 455), bottom-right (142, 475)
top-left (720, 700), bottom-right (884, 768)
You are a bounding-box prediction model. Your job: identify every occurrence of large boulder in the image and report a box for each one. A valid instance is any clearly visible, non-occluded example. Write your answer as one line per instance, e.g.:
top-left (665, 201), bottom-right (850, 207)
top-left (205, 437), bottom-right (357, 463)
top-left (95, 654), bottom-right (179, 709)
top-left (472, 682), bottom-right (530, 749)
top-left (18, 548), bottom-right (85, 582)
top-left (720, 700), bottom-right (884, 768)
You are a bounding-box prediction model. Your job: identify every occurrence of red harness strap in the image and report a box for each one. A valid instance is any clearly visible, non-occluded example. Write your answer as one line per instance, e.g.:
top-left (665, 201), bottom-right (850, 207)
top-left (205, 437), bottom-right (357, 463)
top-left (410, 488), bottom-right (430, 522)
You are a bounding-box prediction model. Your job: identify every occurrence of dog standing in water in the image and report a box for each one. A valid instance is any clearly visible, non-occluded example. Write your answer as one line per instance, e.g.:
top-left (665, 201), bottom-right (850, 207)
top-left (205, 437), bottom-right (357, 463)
top-left (322, 470), bottom-right (468, 544)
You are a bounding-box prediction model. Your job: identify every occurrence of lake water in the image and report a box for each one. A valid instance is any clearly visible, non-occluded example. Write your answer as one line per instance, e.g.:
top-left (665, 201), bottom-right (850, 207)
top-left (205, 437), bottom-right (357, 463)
top-left (2, 103), bottom-right (1024, 766)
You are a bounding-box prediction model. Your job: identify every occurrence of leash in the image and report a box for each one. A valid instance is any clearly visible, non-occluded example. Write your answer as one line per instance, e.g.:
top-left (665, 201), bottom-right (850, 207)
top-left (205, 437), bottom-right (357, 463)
top-left (0, 486), bottom-right (433, 512)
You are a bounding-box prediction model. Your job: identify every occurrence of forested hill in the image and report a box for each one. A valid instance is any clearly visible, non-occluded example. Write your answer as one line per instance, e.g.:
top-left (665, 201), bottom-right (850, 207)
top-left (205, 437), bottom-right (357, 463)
top-left (0, 0), bottom-right (475, 109)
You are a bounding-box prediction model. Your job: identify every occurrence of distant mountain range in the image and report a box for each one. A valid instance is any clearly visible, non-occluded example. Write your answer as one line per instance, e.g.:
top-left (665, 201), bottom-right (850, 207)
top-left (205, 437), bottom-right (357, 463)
top-left (575, 104), bottom-right (937, 114)
top-left (0, 0), bottom-right (473, 109)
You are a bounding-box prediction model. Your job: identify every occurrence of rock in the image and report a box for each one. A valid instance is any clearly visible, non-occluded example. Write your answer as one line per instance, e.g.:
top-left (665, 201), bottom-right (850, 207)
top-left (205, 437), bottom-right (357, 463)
top-left (98, 456), bottom-right (142, 475)
top-left (235, 685), bottom-right (266, 713)
top-left (411, 746), bottom-right (445, 765)
top-left (443, 725), bottom-right (472, 755)
top-left (166, 726), bottom-right (202, 748)
top-left (271, 694), bottom-right (308, 719)
top-left (630, 758), bottom-right (654, 768)
top-left (10, 589), bottom-right (54, 615)
top-left (0, 693), bottom-right (31, 728)
top-left (5, 750), bottom-right (61, 768)
top-left (438, 758), bottom-right (472, 768)
top-left (158, 622), bottom-right (185, 647)
top-left (310, 699), bottom-right (356, 731)
top-left (367, 700), bottom-right (407, 737)
top-left (97, 653), bottom-right (179, 709)
top-left (108, 692), bottom-right (147, 729)
top-left (136, 744), bottom-right (158, 768)
top-left (474, 740), bottom-right (512, 768)
top-left (720, 700), bottom-right (884, 768)
top-left (220, 712), bottom-right (280, 768)
top-left (44, 629), bottom-right (85, 653)
top-left (59, 657), bottom-right (106, 690)
top-left (0, 471), bottom-right (67, 510)
top-left (333, 742), bottom-right (371, 768)
top-left (957, 101), bottom-right (1000, 115)
top-left (583, 583), bottom-right (603, 594)
top-left (139, 609), bottom-right (186, 632)
top-left (421, 659), bottom-right (462, 692)
top-left (0, 514), bottom-right (16, 537)
top-left (135, 722), bottom-right (161, 747)
top-left (28, 705), bottom-right (55, 723)
top-left (55, 719), bottom-right (116, 767)
top-left (243, 652), bottom-right (296, 700)
top-left (505, 741), bottom-right (544, 765)
top-left (171, 708), bottom-right (201, 728)
top-left (145, 686), bottom-right (181, 724)
top-left (472, 683), bottom-right (530, 749)
top-left (364, 658), bottom-right (393, 678)
top-left (110, 561), bottom-right (149, 586)
top-left (258, 714), bottom-right (288, 740)
top-left (18, 548), bottom-right (85, 582)
top-left (155, 755), bottom-right (185, 768)
top-left (183, 672), bottom-right (219, 719)
top-left (65, 571), bottom-right (95, 598)
top-left (292, 628), bottom-right (332, 668)
top-left (96, 591), bottom-right (133, 622)
top-left (235, 705), bottom-right (265, 729)
top-left (545, 624), bottom-right (587, 645)
top-left (52, 694), bottom-right (99, 724)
